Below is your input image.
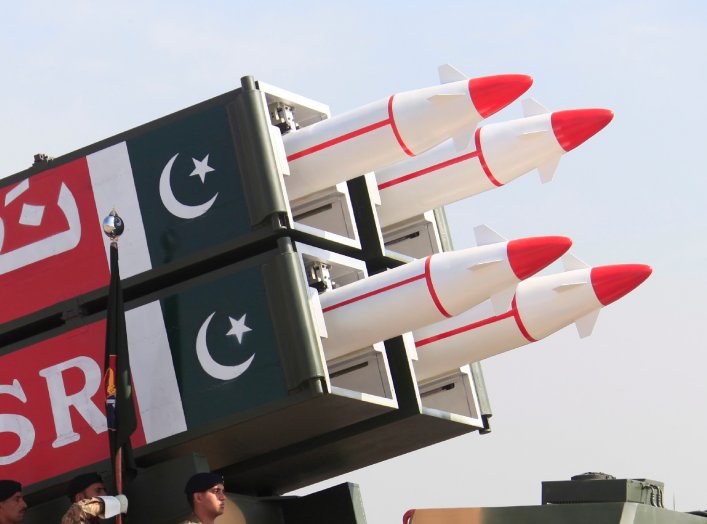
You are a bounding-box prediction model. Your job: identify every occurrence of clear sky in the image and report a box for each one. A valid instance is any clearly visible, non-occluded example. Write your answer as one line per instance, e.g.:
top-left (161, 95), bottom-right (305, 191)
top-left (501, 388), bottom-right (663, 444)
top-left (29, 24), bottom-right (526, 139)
top-left (2, 1), bottom-right (706, 522)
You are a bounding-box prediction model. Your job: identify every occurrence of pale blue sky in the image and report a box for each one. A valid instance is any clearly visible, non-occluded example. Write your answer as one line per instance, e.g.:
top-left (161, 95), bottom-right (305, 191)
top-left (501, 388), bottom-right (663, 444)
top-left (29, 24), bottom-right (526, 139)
top-left (2, 1), bottom-right (706, 522)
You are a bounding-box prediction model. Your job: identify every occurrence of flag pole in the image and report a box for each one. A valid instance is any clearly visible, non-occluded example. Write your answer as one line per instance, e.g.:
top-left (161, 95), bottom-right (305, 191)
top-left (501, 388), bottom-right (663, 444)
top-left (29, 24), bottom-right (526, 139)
top-left (112, 249), bottom-right (124, 524)
top-left (103, 209), bottom-right (135, 524)
top-left (115, 446), bottom-right (123, 524)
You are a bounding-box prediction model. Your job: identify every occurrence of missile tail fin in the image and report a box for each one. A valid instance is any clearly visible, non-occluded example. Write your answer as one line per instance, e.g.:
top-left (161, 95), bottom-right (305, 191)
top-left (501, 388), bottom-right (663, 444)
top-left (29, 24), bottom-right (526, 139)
top-left (438, 64), bottom-right (468, 84)
top-left (490, 287), bottom-right (515, 313)
top-left (561, 253), bottom-right (590, 271)
top-left (474, 224), bottom-right (507, 246)
top-left (575, 308), bottom-right (600, 338)
top-left (522, 98), bottom-right (550, 117)
top-left (537, 156), bottom-right (561, 183)
top-left (452, 127), bottom-right (475, 151)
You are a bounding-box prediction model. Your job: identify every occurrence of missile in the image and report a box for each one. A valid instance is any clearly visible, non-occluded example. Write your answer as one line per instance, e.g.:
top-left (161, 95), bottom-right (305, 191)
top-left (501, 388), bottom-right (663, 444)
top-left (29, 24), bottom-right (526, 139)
top-left (376, 99), bottom-right (614, 227)
top-left (412, 258), bottom-right (652, 382)
top-left (318, 229), bottom-right (571, 360)
top-left (283, 66), bottom-right (533, 201)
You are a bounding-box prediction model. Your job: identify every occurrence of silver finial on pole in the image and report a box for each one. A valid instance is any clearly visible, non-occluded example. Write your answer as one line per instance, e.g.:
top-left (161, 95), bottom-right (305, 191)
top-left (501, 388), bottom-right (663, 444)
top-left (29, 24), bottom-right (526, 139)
top-left (103, 209), bottom-right (125, 244)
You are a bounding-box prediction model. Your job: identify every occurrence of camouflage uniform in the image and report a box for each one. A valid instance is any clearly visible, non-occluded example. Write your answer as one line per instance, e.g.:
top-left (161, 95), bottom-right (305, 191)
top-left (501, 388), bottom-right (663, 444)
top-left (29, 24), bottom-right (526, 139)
top-left (60, 498), bottom-right (103, 524)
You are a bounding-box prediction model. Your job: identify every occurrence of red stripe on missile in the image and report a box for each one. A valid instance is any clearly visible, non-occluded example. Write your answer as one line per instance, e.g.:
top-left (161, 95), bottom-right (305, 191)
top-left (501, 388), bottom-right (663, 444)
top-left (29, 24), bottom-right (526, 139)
top-left (414, 237), bottom-right (572, 342)
top-left (475, 127), bottom-right (502, 187)
top-left (511, 295), bottom-right (536, 342)
top-left (287, 118), bottom-right (391, 162)
top-left (323, 254), bottom-right (456, 318)
top-left (377, 149), bottom-right (480, 191)
top-left (321, 272), bottom-right (426, 313)
top-left (425, 255), bottom-right (452, 318)
top-left (388, 95), bottom-right (415, 157)
top-left (414, 294), bottom-right (535, 348)
top-left (415, 309), bottom-right (515, 347)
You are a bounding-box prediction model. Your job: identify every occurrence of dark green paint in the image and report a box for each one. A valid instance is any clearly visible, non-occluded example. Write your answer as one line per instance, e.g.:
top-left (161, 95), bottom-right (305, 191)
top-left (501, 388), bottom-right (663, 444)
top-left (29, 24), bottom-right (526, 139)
top-left (128, 105), bottom-right (251, 267)
top-left (161, 263), bottom-right (287, 427)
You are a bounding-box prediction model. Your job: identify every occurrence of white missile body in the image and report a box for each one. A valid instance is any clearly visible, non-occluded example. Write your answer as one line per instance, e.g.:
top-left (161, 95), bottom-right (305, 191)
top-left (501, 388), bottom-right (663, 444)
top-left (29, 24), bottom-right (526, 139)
top-left (376, 100), bottom-right (614, 227)
top-left (412, 259), bottom-right (652, 381)
top-left (318, 231), bottom-right (571, 360)
top-left (283, 67), bottom-right (533, 201)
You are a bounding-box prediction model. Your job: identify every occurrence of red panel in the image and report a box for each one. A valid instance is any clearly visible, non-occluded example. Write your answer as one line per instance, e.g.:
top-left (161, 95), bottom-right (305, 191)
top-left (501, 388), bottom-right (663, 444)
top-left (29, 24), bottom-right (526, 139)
top-left (0, 158), bottom-right (109, 323)
top-left (0, 321), bottom-right (146, 486)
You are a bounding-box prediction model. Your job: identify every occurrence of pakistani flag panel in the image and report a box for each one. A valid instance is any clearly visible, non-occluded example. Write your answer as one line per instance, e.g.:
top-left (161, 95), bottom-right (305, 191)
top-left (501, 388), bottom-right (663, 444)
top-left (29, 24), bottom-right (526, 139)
top-left (126, 104), bottom-right (252, 268)
top-left (0, 101), bottom-right (258, 324)
top-left (162, 263), bottom-right (288, 427)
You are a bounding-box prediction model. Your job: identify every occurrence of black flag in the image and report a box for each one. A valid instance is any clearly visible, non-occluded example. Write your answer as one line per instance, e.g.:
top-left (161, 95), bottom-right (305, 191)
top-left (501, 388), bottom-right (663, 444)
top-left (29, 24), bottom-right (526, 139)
top-left (105, 242), bottom-right (137, 482)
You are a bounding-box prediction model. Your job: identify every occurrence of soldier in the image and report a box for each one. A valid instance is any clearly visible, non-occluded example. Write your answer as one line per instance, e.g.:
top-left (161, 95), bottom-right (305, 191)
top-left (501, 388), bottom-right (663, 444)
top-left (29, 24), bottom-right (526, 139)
top-left (181, 472), bottom-right (226, 524)
top-left (61, 473), bottom-right (127, 524)
top-left (0, 480), bottom-right (26, 524)
top-left (67, 473), bottom-right (108, 504)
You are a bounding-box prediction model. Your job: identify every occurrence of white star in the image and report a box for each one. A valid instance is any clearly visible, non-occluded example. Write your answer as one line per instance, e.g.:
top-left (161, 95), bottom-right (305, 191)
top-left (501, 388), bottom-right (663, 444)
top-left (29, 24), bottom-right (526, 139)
top-left (189, 154), bottom-right (215, 183)
top-left (226, 314), bottom-right (252, 344)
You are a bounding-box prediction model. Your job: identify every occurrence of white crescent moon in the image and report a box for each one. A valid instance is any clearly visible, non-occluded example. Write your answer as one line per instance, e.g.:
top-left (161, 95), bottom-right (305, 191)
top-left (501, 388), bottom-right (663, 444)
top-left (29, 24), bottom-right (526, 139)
top-left (159, 153), bottom-right (218, 219)
top-left (196, 312), bottom-right (255, 381)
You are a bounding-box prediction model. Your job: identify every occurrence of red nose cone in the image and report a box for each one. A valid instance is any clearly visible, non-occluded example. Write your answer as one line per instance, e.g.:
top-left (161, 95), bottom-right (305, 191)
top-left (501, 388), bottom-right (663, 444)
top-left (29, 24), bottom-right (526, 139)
top-left (469, 74), bottom-right (533, 118)
top-left (551, 108), bottom-right (614, 152)
top-left (591, 264), bottom-right (652, 306)
top-left (507, 236), bottom-right (572, 280)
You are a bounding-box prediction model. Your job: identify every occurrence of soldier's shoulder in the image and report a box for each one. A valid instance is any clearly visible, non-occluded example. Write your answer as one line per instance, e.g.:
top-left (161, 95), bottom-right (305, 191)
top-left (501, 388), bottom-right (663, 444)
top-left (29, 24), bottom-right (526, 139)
top-left (177, 516), bottom-right (201, 524)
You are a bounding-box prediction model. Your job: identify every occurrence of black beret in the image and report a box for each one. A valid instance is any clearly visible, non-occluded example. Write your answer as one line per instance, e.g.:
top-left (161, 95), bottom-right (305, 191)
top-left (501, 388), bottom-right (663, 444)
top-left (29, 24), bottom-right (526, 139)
top-left (0, 480), bottom-right (21, 502)
top-left (67, 472), bottom-right (103, 501)
top-left (184, 472), bottom-right (223, 495)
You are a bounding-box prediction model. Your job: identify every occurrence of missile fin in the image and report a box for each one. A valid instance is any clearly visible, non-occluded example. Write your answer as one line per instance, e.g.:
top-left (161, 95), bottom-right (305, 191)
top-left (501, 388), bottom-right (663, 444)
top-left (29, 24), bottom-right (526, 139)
top-left (490, 287), bottom-right (515, 313)
top-left (468, 258), bottom-right (504, 271)
top-left (522, 98), bottom-right (550, 117)
top-left (561, 253), bottom-right (590, 271)
top-left (521, 129), bottom-right (549, 138)
top-left (438, 64), bottom-right (468, 84)
top-left (452, 126), bottom-right (475, 151)
top-left (553, 281), bottom-right (590, 292)
top-left (520, 119), bottom-right (551, 139)
top-left (427, 93), bottom-right (467, 104)
top-left (537, 156), bottom-right (561, 183)
top-left (575, 308), bottom-right (600, 338)
top-left (474, 224), bottom-right (507, 246)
